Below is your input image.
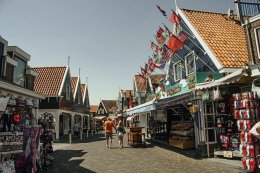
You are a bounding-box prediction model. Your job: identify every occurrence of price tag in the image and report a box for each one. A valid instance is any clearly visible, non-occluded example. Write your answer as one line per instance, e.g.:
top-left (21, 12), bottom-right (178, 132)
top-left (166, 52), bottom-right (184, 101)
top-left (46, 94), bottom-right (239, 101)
top-left (223, 151), bottom-right (233, 158)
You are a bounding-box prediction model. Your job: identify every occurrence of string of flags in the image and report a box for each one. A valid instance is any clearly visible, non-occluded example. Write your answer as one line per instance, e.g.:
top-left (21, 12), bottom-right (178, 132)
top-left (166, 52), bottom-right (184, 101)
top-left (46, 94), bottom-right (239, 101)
top-left (137, 4), bottom-right (188, 84)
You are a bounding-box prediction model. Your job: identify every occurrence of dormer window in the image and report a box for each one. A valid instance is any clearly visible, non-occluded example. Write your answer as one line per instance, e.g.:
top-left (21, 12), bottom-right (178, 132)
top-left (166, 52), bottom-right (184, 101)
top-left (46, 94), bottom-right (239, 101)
top-left (13, 55), bottom-right (26, 87)
top-left (255, 27), bottom-right (260, 60)
top-left (66, 85), bottom-right (70, 100)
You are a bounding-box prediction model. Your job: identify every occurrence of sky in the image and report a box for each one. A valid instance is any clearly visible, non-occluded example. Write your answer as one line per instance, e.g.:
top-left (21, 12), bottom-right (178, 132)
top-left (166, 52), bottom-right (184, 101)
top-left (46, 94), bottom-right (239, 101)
top-left (0, 0), bottom-right (234, 105)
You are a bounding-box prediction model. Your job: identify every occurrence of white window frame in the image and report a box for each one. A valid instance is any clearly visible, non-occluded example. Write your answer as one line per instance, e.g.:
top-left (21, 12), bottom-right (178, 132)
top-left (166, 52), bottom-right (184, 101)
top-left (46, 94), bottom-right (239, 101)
top-left (254, 27), bottom-right (260, 60)
top-left (185, 51), bottom-right (196, 76)
top-left (66, 85), bottom-right (70, 100)
top-left (174, 61), bottom-right (182, 82)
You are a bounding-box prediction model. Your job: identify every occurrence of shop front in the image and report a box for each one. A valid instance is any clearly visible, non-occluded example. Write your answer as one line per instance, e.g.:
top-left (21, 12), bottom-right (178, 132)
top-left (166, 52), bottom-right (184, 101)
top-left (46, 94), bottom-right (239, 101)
top-left (195, 67), bottom-right (260, 164)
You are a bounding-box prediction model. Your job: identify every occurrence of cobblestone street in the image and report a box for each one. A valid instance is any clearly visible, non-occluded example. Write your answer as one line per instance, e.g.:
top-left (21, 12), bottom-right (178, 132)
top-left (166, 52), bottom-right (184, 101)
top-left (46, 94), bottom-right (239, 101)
top-left (43, 133), bottom-right (242, 173)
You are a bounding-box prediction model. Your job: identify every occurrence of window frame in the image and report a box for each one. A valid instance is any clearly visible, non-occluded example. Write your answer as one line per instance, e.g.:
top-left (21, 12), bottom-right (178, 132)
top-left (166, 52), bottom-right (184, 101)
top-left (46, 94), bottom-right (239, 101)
top-left (254, 26), bottom-right (260, 60)
top-left (13, 55), bottom-right (26, 87)
top-left (173, 61), bottom-right (183, 82)
top-left (185, 51), bottom-right (196, 76)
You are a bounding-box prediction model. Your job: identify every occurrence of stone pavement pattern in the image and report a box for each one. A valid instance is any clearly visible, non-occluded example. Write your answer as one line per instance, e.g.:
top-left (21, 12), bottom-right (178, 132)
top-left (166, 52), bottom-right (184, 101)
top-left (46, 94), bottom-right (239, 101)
top-left (44, 134), bottom-right (242, 173)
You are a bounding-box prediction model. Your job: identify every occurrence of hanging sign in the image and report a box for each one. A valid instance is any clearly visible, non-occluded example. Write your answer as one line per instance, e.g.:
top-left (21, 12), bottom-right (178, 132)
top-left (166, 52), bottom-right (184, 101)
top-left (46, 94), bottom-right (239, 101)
top-left (202, 92), bottom-right (210, 101)
top-left (223, 151), bottom-right (233, 158)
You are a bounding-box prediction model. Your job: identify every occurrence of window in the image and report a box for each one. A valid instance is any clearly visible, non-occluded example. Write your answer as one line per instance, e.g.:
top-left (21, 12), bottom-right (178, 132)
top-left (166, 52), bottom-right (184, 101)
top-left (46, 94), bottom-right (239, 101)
top-left (66, 85), bottom-right (70, 100)
top-left (174, 61), bottom-right (183, 81)
top-left (13, 55), bottom-right (26, 87)
top-left (185, 52), bottom-right (196, 75)
top-left (255, 27), bottom-right (260, 59)
top-left (5, 63), bottom-right (14, 83)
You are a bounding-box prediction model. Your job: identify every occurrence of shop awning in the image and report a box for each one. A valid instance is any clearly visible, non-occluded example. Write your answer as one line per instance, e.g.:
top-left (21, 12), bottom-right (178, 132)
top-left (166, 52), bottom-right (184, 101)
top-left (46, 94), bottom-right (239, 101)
top-left (156, 92), bottom-right (191, 107)
top-left (126, 100), bottom-right (156, 115)
top-left (195, 67), bottom-right (251, 90)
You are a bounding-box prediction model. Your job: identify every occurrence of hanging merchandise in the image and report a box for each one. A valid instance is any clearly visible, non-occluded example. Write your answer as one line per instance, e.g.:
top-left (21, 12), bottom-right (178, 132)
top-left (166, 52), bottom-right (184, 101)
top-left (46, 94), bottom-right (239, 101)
top-left (234, 91), bottom-right (260, 172)
top-left (213, 87), bottom-right (223, 101)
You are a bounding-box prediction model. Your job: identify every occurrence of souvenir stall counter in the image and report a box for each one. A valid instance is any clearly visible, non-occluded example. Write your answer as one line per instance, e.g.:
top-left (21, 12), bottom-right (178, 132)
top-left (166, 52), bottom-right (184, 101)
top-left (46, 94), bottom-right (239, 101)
top-left (128, 127), bottom-right (146, 147)
top-left (0, 96), bottom-right (49, 173)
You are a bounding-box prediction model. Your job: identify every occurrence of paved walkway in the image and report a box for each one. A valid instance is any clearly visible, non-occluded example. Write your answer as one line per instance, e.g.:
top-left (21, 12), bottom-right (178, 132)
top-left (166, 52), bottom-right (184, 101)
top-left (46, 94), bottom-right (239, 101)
top-left (44, 133), bottom-right (242, 173)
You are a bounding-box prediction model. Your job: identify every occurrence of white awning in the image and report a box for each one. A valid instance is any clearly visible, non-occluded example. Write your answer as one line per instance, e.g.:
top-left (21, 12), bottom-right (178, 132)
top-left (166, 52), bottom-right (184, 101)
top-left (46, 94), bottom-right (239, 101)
top-left (195, 68), bottom-right (249, 90)
top-left (126, 100), bottom-right (156, 115)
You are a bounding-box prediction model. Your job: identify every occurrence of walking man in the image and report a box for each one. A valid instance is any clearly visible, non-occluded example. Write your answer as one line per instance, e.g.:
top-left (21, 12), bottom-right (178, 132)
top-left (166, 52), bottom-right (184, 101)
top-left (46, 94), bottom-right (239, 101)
top-left (103, 118), bottom-right (116, 149)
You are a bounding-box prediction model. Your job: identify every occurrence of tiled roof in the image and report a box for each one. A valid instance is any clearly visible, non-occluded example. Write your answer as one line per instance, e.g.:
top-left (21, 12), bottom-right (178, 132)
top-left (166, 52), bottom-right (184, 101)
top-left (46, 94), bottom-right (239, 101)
top-left (150, 74), bottom-right (166, 85)
top-left (102, 100), bottom-right (117, 113)
top-left (80, 84), bottom-right (86, 99)
top-left (33, 66), bottom-right (67, 96)
top-left (134, 75), bottom-right (146, 92)
top-left (121, 90), bottom-right (133, 98)
top-left (71, 77), bottom-right (78, 96)
top-left (182, 9), bottom-right (249, 68)
top-left (90, 105), bottom-right (98, 113)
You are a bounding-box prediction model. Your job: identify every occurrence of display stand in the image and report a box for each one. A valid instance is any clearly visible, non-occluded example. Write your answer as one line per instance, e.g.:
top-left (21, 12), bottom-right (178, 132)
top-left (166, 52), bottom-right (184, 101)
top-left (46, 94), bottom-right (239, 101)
top-left (128, 127), bottom-right (145, 147)
top-left (233, 92), bottom-right (260, 172)
top-left (169, 121), bottom-right (195, 149)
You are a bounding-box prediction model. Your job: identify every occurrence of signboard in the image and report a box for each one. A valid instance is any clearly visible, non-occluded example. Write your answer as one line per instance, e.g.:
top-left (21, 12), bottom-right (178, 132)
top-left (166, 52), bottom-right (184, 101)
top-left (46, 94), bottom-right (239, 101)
top-left (202, 92), bottom-right (210, 101)
top-left (223, 151), bottom-right (233, 158)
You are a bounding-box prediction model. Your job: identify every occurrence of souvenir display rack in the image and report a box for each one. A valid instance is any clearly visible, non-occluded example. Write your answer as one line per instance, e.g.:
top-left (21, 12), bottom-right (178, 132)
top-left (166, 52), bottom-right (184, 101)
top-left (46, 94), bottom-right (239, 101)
top-left (128, 127), bottom-right (146, 147)
top-left (169, 121), bottom-right (195, 149)
top-left (214, 99), bottom-right (241, 159)
top-left (0, 96), bottom-right (41, 173)
top-left (233, 92), bottom-right (260, 172)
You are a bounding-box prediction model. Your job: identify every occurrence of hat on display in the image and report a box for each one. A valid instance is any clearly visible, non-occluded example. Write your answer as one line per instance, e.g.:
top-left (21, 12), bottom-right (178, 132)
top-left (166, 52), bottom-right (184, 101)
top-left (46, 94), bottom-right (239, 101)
top-left (13, 114), bottom-right (20, 123)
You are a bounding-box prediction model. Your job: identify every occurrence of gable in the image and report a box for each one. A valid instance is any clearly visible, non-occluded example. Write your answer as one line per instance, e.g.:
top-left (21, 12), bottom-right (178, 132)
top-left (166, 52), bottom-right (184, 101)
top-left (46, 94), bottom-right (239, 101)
top-left (180, 8), bottom-right (249, 70)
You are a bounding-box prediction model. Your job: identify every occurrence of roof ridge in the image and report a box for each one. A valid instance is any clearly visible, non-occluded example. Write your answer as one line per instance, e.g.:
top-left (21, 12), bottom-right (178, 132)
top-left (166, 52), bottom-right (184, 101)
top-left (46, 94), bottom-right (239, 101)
top-left (181, 8), bottom-right (237, 17)
top-left (32, 66), bottom-right (67, 69)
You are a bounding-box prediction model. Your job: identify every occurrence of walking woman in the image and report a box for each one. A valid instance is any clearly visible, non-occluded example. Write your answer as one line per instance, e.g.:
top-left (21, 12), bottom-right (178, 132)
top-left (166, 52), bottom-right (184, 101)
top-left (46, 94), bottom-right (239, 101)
top-left (116, 119), bottom-right (125, 149)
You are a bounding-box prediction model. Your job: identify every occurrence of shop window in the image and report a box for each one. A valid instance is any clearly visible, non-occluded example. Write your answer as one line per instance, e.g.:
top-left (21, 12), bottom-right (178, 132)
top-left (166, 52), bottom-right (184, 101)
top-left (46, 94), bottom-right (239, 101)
top-left (255, 27), bottom-right (260, 60)
top-left (13, 55), bottom-right (26, 87)
top-left (66, 85), bottom-right (70, 100)
top-left (174, 61), bottom-right (183, 81)
top-left (185, 52), bottom-right (196, 75)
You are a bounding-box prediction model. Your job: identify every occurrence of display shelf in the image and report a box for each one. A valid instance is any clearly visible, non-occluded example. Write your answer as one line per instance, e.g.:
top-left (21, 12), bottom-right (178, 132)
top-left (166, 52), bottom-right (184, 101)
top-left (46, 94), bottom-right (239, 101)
top-left (214, 149), bottom-right (243, 158)
top-left (169, 138), bottom-right (195, 149)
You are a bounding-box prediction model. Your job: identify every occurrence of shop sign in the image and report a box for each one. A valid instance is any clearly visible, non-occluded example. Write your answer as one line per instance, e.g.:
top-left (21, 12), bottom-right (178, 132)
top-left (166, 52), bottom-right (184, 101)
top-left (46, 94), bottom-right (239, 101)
top-left (188, 82), bottom-right (196, 89)
top-left (202, 92), bottom-right (210, 101)
top-left (223, 151), bottom-right (233, 158)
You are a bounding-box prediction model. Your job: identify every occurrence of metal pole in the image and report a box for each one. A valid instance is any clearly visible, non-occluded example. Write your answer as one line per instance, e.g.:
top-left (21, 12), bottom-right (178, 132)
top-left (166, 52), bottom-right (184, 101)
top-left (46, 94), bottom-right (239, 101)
top-left (69, 132), bottom-right (72, 143)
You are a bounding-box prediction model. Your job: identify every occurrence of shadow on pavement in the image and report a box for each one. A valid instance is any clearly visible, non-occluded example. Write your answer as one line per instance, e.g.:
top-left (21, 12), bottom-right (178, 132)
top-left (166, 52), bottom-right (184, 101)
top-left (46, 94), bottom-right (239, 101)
top-left (42, 149), bottom-right (95, 173)
top-left (55, 133), bottom-right (105, 144)
top-left (146, 139), bottom-right (202, 160)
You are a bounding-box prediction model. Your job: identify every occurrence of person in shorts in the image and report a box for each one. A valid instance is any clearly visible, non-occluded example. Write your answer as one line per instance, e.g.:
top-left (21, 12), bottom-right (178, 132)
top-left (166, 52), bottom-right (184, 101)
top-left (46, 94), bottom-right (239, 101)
top-left (116, 120), bottom-right (125, 149)
top-left (103, 118), bottom-right (116, 149)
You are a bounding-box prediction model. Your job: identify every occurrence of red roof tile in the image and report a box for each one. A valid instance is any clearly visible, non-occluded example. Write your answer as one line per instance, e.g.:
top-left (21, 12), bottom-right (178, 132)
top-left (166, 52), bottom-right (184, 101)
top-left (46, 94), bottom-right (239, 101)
top-left (102, 100), bottom-right (117, 113)
top-left (90, 105), bottom-right (98, 113)
top-left (80, 84), bottom-right (86, 99)
top-left (71, 77), bottom-right (78, 96)
top-left (32, 66), bottom-right (67, 96)
top-left (182, 9), bottom-right (249, 68)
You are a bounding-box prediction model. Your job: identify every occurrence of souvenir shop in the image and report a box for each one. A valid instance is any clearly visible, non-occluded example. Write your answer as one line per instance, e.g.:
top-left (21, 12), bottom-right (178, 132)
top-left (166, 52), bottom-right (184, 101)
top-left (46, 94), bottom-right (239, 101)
top-left (155, 92), bottom-right (197, 149)
top-left (0, 87), bottom-right (54, 173)
top-left (196, 75), bottom-right (260, 172)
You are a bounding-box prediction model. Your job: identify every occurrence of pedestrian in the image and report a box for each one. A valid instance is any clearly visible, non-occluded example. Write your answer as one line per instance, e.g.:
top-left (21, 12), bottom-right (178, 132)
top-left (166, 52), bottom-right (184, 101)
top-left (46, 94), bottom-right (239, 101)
top-left (116, 119), bottom-right (125, 149)
top-left (103, 117), bottom-right (116, 149)
top-left (73, 123), bottom-right (80, 138)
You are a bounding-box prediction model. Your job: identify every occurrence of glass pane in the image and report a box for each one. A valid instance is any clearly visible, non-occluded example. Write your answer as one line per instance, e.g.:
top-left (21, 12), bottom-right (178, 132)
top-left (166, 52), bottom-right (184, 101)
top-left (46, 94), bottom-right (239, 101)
top-left (13, 56), bottom-right (26, 87)
top-left (187, 54), bottom-right (195, 74)
top-left (257, 28), bottom-right (260, 56)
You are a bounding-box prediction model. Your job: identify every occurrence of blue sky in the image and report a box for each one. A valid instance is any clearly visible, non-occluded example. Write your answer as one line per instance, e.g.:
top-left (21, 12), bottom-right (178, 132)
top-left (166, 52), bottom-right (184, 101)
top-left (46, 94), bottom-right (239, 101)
top-left (0, 0), bottom-right (234, 105)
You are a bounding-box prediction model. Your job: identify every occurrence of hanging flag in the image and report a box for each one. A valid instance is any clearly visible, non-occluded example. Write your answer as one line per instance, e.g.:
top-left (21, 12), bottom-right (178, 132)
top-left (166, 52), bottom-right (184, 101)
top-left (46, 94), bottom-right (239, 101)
top-left (141, 67), bottom-right (148, 78)
top-left (156, 5), bottom-right (167, 17)
top-left (159, 59), bottom-right (166, 69)
top-left (169, 10), bottom-right (181, 25)
top-left (152, 53), bottom-right (160, 63)
top-left (165, 49), bottom-right (174, 62)
top-left (179, 33), bottom-right (188, 43)
top-left (150, 41), bottom-right (159, 52)
top-left (160, 44), bottom-right (169, 57)
top-left (154, 35), bottom-right (165, 45)
top-left (156, 27), bottom-right (164, 38)
top-left (167, 34), bottom-right (183, 52)
top-left (162, 23), bottom-right (171, 38)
